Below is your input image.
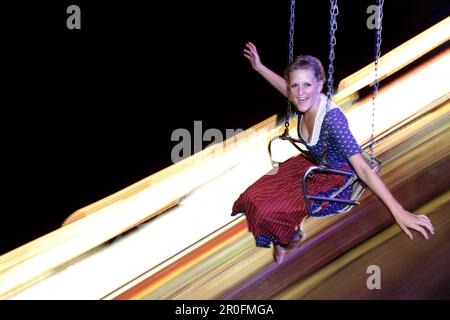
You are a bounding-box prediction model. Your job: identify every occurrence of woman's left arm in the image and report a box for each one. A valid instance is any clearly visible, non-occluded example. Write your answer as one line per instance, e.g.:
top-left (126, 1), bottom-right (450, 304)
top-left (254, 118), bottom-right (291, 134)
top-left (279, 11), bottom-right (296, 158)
top-left (348, 153), bottom-right (435, 239)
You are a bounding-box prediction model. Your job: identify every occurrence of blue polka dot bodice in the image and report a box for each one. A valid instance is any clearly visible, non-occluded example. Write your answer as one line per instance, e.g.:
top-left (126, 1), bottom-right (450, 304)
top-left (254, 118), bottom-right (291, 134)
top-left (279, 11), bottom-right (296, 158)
top-left (297, 107), bottom-right (362, 171)
top-left (297, 98), bottom-right (363, 217)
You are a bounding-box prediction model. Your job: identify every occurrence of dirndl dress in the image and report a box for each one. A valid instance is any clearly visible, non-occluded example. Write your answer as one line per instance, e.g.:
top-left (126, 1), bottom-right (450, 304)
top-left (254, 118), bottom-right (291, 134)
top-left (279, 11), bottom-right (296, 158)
top-left (231, 95), bottom-right (362, 247)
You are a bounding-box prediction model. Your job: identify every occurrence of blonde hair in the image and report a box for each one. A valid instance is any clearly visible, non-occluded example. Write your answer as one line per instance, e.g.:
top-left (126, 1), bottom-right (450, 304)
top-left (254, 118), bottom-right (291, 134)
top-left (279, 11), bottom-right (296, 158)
top-left (284, 55), bottom-right (325, 82)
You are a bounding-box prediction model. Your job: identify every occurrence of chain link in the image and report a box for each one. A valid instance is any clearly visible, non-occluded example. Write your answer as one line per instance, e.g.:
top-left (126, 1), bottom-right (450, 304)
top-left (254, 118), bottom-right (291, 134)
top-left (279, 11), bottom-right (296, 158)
top-left (285, 0), bottom-right (296, 129)
top-left (370, 0), bottom-right (383, 168)
top-left (320, 0), bottom-right (339, 167)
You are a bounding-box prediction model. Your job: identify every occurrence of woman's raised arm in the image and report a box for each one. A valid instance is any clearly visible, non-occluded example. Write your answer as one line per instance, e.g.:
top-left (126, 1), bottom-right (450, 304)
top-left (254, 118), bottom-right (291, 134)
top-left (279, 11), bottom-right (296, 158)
top-left (243, 42), bottom-right (288, 97)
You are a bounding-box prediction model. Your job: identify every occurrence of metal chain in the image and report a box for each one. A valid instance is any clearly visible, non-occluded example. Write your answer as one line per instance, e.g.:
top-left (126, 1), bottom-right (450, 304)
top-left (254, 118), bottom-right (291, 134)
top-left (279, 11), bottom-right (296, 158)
top-left (320, 0), bottom-right (339, 167)
top-left (285, 0), bottom-right (296, 130)
top-left (370, 0), bottom-right (383, 168)
top-left (288, 0), bottom-right (295, 65)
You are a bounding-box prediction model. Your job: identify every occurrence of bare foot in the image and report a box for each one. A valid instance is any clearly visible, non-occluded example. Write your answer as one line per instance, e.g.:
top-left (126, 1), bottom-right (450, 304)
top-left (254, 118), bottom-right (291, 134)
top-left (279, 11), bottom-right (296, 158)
top-left (274, 245), bottom-right (287, 264)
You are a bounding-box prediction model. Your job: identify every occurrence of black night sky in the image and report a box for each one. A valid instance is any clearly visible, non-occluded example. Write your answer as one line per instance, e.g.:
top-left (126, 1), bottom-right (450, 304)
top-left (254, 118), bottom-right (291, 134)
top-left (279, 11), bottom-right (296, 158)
top-left (2, 0), bottom-right (448, 254)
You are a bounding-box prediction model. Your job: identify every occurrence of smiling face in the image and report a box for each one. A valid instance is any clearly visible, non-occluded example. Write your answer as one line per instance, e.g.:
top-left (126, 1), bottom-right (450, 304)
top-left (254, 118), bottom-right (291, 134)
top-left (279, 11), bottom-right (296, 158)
top-left (288, 68), bottom-right (324, 114)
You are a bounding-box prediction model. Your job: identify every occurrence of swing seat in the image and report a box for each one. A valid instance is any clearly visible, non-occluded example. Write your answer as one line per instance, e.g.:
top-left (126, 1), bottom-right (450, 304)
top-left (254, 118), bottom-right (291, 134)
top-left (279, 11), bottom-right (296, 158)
top-left (268, 129), bottom-right (382, 216)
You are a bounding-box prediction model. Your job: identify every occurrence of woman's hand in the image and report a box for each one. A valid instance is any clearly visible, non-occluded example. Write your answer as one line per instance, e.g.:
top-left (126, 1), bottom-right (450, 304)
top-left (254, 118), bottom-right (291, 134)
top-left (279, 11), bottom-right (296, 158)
top-left (392, 208), bottom-right (435, 240)
top-left (349, 155), bottom-right (435, 240)
top-left (242, 41), bottom-right (288, 96)
top-left (243, 42), bottom-right (263, 71)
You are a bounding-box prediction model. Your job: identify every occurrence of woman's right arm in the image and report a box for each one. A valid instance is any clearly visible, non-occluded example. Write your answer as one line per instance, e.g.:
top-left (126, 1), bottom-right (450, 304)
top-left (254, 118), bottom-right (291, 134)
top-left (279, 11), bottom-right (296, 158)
top-left (243, 42), bottom-right (288, 97)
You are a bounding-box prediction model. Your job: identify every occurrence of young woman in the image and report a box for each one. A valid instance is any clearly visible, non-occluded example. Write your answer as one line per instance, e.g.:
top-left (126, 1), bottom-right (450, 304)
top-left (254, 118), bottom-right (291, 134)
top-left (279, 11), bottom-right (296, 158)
top-left (232, 42), bottom-right (434, 263)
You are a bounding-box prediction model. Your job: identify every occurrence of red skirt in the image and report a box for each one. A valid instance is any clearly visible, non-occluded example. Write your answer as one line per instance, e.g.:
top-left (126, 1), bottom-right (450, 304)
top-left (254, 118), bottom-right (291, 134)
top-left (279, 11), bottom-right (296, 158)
top-left (232, 154), bottom-right (350, 247)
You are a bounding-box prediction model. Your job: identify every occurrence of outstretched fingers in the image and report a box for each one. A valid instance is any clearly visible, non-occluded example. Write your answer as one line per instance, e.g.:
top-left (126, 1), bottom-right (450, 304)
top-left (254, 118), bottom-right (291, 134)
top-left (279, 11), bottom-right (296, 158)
top-left (242, 41), bottom-right (262, 70)
top-left (243, 47), bottom-right (253, 57)
top-left (398, 212), bottom-right (435, 240)
top-left (419, 214), bottom-right (432, 225)
top-left (246, 41), bottom-right (257, 52)
top-left (408, 216), bottom-right (434, 239)
top-left (419, 218), bottom-right (435, 235)
top-left (243, 44), bottom-right (253, 60)
top-left (400, 224), bottom-right (413, 240)
top-left (411, 224), bottom-right (429, 240)
top-left (243, 42), bottom-right (258, 57)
